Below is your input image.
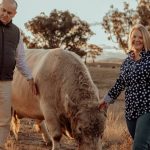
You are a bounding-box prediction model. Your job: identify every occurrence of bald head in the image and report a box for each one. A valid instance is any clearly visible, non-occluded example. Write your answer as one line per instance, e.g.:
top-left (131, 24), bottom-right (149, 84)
top-left (0, 0), bottom-right (17, 24)
top-left (0, 0), bottom-right (17, 9)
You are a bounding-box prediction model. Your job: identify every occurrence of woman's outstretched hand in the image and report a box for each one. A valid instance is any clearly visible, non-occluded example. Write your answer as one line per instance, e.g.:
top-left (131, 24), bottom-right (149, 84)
top-left (99, 100), bottom-right (109, 110)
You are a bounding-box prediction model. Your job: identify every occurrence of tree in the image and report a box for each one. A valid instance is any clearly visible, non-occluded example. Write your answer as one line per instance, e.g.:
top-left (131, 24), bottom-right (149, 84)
top-left (84, 44), bottom-right (103, 63)
top-left (23, 9), bottom-right (94, 57)
top-left (101, 0), bottom-right (150, 51)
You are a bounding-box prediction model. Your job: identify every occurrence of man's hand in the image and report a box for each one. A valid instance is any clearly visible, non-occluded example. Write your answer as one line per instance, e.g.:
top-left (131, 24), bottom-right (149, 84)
top-left (28, 78), bottom-right (38, 95)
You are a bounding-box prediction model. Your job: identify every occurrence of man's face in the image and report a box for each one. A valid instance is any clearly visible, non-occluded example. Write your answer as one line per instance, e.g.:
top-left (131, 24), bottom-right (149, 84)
top-left (0, 0), bottom-right (17, 24)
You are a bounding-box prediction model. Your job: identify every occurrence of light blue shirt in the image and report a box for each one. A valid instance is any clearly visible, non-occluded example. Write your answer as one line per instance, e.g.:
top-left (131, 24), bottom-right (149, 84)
top-left (15, 32), bottom-right (32, 80)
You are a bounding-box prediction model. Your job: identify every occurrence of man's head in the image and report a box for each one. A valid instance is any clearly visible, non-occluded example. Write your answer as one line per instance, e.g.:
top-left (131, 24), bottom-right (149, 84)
top-left (0, 0), bottom-right (17, 25)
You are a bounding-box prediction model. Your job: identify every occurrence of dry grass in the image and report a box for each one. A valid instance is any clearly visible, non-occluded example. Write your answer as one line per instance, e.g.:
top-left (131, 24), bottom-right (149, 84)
top-left (5, 62), bottom-right (132, 150)
top-left (102, 103), bottom-right (132, 150)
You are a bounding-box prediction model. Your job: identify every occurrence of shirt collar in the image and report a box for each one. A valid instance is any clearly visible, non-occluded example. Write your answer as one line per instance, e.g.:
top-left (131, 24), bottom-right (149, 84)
top-left (0, 20), bottom-right (12, 27)
top-left (128, 49), bottom-right (149, 59)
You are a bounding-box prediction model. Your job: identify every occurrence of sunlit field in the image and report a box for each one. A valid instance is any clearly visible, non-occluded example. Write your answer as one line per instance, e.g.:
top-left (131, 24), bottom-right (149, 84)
top-left (6, 62), bottom-right (132, 150)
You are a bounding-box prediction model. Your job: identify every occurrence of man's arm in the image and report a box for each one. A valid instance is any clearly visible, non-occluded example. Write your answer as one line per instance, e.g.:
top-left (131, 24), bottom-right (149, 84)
top-left (15, 33), bottom-right (32, 80)
top-left (15, 32), bottom-right (38, 95)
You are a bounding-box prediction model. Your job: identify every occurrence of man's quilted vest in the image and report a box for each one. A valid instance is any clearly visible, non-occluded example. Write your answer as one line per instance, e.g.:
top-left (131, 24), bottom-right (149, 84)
top-left (0, 21), bottom-right (20, 80)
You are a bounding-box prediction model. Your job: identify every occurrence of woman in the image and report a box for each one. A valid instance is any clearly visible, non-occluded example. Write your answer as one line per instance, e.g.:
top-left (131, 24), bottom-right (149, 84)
top-left (99, 24), bottom-right (150, 150)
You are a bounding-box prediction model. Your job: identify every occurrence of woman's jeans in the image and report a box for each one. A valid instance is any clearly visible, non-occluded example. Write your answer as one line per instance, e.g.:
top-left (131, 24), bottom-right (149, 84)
top-left (126, 113), bottom-right (150, 150)
top-left (0, 81), bottom-right (12, 150)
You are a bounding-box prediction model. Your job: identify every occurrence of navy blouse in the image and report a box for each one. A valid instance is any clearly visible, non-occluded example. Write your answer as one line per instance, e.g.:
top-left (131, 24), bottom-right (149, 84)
top-left (104, 50), bottom-right (150, 120)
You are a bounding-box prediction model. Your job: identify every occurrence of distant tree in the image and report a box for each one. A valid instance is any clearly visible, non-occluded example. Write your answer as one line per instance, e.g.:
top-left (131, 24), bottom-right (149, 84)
top-left (23, 9), bottom-right (95, 57)
top-left (84, 44), bottom-right (103, 63)
top-left (101, 0), bottom-right (150, 51)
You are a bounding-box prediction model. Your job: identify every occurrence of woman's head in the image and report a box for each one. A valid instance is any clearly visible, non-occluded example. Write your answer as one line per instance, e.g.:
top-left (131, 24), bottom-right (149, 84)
top-left (128, 24), bottom-right (150, 52)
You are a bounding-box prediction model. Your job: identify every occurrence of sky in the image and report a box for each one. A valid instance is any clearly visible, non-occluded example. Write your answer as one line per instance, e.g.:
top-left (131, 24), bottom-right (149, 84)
top-left (14, 0), bottom-right (137, 49)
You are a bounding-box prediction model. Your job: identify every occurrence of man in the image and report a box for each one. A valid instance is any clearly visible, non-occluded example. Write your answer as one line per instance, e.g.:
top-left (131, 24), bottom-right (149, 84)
top-left (0, 0), bottom-right (37, 149)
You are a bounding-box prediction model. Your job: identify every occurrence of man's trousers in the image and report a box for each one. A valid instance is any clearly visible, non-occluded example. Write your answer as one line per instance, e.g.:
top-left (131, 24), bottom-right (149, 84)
top-left (0, 81), bottom-right (12, 150)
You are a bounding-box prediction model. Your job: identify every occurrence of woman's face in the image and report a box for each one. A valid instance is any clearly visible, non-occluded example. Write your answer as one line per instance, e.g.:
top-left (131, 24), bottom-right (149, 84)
top-left (130, 29), bottom-right (144, 52)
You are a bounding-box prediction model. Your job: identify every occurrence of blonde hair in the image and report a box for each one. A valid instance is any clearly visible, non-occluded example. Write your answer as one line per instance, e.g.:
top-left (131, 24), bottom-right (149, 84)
top-left (128, 24), bottom-right (150, 52)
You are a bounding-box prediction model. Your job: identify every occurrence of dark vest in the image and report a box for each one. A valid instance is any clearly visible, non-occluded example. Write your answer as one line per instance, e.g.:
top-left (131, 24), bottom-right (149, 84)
top-left (0, 21), bottom-right (20, 80)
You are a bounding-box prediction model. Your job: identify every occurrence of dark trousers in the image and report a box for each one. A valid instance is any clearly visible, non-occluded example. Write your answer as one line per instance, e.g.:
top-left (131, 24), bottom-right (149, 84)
top-left (126, 113), bottom-right (150, 150)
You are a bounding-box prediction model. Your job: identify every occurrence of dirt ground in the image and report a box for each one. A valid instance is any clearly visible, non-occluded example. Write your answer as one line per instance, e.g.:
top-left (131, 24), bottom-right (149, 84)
top-left (5, 62), bottom-right (121, 150)
top-left (7, 119), bottom-right (78, 150)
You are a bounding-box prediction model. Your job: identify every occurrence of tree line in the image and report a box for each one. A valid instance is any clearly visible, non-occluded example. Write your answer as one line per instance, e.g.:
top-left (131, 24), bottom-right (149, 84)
top-left (22, 0), bottom-right (149, 61)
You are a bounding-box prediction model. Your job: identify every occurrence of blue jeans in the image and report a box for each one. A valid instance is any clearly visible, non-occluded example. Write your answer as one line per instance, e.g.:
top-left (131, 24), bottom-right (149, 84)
top-left (126, 113), bottom-right (150, 150)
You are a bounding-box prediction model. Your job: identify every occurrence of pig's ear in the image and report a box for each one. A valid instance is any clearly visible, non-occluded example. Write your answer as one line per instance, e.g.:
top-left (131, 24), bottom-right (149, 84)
top-left (64, 94), bottom-right (76, 112)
